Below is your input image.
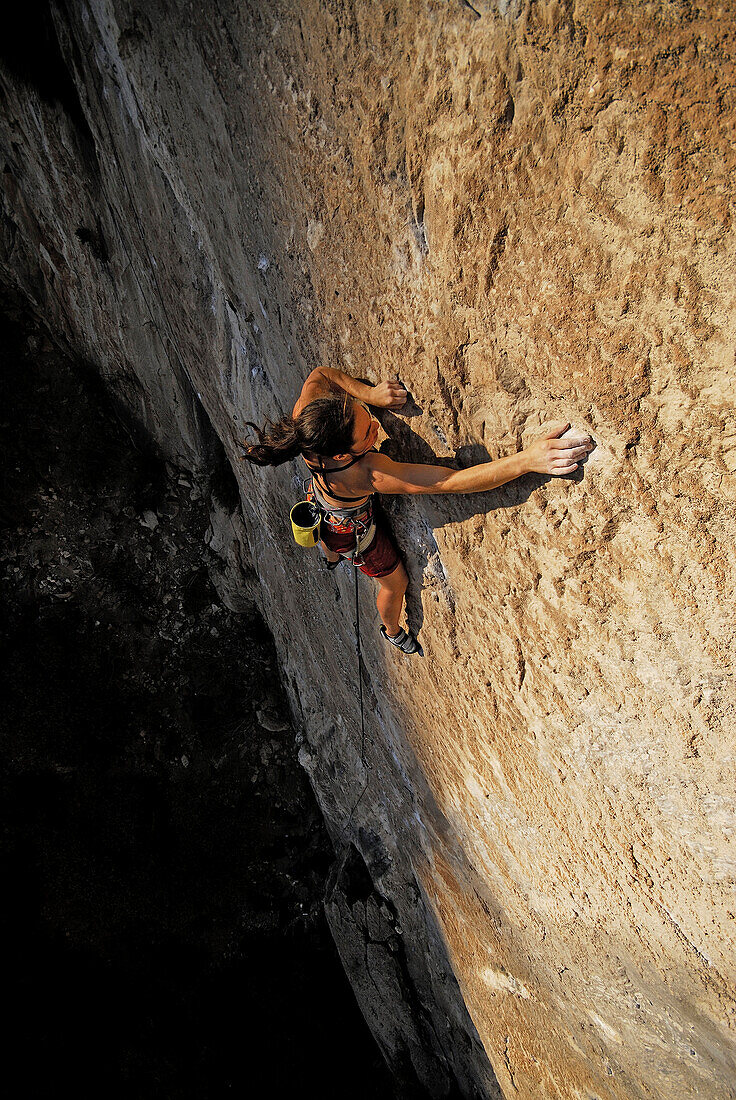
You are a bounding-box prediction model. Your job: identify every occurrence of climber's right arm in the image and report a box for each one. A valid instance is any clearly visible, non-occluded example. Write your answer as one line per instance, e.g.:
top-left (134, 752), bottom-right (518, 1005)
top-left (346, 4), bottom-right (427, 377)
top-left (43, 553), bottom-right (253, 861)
top-left (293, 367), bottom-right (407, 416)
top-left (364, 423), bottom-right (592, 496)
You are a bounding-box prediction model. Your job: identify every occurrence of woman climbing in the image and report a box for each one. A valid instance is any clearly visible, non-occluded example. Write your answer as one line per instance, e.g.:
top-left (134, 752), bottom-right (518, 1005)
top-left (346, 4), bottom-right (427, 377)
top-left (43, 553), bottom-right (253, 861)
top-left (240, 366), bottom-right (593, 654)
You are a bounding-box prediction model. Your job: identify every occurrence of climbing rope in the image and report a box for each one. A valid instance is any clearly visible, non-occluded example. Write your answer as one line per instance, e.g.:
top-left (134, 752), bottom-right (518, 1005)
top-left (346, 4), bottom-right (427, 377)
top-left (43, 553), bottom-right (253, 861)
top-left (346, 548), bottom-right (371, 825)
top-left (354, 552), bottom-right (365, 760)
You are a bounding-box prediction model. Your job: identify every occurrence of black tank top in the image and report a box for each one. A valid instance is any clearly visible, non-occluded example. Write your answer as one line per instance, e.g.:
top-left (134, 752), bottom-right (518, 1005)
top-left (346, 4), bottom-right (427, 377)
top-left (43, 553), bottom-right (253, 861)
top-left (303, 450), bottom-right (375, 504)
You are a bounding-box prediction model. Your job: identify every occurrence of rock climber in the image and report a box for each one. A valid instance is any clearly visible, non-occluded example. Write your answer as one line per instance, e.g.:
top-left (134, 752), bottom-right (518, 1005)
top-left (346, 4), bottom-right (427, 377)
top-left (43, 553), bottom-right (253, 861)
top-left (240, 366), bottom-right (593, 654)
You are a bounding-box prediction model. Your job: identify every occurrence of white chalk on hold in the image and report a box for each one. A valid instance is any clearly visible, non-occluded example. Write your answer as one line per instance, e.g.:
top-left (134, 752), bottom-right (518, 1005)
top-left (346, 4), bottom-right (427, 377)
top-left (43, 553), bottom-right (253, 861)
top-left (560, 424), bottom-right (595, 464)
top-left (560, 425), bottom-right (592, 446)
top-left (258, 254), bottom-right (270, 272)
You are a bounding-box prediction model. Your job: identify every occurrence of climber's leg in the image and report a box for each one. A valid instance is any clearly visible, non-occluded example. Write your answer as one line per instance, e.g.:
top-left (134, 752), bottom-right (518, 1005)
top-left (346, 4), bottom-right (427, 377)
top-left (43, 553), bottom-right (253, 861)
top-left (374, 561), bottom-right (408, 636)
top-left (320, 538), bottom-right (340, 563)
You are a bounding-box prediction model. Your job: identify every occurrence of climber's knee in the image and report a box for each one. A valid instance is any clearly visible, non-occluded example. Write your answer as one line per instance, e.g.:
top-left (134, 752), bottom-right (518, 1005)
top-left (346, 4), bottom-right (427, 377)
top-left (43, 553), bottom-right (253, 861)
top-left (377, 560), bottom-right (408, 595)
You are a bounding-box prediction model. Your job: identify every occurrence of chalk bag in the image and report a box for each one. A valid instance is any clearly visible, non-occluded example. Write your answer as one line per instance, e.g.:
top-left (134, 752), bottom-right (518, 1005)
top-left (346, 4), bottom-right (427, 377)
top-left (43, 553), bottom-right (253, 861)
top-left (290, 500), bottom-right (321, 547)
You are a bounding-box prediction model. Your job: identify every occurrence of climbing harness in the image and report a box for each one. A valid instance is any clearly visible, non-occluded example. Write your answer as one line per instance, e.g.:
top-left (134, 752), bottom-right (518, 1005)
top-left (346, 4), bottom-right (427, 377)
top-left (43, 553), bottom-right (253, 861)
top-left (307, 480), bottom-right (375, 561)
top-left (289, 481), bottom-right (375, 559)
top-left (291, 446), bottom-right (378, 560)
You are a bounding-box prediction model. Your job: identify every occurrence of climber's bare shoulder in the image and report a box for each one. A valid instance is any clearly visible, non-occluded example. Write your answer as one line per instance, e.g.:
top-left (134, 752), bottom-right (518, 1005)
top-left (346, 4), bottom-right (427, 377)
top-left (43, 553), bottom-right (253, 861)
top-left (298, 452), bottom-right (433, 500)
top-left (358, 452), bottom-right (453, 496)
top-left (292, 368), bottom-right (334, 418)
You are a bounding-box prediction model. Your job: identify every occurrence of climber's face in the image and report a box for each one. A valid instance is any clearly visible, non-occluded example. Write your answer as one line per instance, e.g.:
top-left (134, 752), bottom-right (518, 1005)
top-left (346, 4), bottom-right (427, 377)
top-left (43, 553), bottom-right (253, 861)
top-left (349, 401), bottom-right (380, 455)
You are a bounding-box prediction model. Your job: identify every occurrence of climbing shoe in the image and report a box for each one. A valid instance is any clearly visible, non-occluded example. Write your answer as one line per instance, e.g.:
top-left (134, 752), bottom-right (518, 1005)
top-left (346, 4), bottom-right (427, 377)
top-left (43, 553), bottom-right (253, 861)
top-left (380, 625), bottom-right (420, 654)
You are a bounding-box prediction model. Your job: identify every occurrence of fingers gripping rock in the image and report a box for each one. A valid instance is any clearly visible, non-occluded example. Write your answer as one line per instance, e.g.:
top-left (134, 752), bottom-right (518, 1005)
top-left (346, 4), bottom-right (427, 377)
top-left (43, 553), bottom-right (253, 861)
top-left (560, 425), bottom-right (594, 449)
top-left (553, 425), bottom-right (595, 475)
top-left (527, 423), bottom-right (594, 476)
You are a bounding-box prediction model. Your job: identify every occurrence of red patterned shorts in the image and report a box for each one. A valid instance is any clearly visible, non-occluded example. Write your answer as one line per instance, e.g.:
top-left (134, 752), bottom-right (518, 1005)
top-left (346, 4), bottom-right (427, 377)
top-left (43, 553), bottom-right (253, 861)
top-left (321, 516), bottom-right (401, 578)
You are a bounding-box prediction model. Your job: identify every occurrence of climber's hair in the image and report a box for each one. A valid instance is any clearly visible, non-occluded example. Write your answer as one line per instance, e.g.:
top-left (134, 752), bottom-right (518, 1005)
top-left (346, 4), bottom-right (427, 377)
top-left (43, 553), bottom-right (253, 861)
top-left (239, 393), bottom-right (357, 467)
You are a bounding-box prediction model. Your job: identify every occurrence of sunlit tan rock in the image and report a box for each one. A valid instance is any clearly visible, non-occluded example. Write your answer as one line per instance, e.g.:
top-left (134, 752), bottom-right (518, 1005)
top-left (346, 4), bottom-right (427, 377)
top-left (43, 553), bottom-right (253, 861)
top-left (2, 2), bottom-right (735, 1095)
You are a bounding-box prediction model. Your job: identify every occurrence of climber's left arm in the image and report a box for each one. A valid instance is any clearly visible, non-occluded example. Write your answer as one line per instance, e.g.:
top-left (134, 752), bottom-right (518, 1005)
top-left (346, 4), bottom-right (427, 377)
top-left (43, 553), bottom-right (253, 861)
top-left (295, 366), bottom-right (407, 413)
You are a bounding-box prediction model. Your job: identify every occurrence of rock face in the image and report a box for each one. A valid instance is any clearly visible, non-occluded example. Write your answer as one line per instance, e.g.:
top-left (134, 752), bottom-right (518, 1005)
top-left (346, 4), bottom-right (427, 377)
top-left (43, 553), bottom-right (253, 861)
top-left (0, 292), bottom-right (397, 1098)
top-left (2, 2), bottom-right (735, 1097)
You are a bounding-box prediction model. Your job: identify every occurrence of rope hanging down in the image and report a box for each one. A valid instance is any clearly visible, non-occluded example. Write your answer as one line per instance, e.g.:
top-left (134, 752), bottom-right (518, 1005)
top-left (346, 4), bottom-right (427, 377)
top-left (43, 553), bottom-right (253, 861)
top-left (346, 550), bottom-right (371, 825)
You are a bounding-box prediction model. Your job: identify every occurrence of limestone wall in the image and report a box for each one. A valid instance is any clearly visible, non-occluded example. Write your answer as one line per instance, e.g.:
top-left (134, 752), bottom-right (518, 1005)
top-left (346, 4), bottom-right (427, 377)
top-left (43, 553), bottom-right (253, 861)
top-left (2, 2), bottom-right (735, 1096)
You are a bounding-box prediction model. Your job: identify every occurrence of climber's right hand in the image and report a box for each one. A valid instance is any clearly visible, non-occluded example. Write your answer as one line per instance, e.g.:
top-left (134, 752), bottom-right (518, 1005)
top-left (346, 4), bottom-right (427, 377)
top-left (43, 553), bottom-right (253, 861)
top-left (371, 380), bottom-right (408, 408)
top-left (523, 422), bottom-right (593, 476)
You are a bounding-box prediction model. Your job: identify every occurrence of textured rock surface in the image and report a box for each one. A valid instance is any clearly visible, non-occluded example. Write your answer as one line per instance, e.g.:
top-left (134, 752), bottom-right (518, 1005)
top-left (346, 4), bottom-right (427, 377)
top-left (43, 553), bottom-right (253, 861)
top-left (2, 2), bottom-right (736, 1096)
top-left (0, 291), bottom-right (397, 1098)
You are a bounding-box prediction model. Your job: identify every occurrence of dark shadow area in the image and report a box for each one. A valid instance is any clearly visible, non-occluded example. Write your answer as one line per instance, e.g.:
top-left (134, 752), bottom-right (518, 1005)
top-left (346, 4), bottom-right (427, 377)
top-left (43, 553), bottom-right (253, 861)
top-left (0, 288), bottom-right (400, 1099)
top-left (0, 3), bottom-right (101, 175)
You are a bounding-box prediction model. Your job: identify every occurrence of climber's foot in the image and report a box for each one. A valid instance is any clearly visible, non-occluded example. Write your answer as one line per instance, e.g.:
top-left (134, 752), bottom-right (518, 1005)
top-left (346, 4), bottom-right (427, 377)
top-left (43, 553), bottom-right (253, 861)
top-left (380, 625), bottom-right (421, 655)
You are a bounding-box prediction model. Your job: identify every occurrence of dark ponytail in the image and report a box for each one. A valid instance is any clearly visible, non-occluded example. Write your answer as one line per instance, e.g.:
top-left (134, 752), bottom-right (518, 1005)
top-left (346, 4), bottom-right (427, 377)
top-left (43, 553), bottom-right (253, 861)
top-left (239, 414), bottom-right (301, 466)
top-left (239, 394), bottom-right (356, 467)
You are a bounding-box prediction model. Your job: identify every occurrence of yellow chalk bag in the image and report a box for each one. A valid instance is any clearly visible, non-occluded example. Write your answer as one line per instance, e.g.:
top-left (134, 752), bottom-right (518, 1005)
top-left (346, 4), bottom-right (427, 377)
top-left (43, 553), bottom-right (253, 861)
top-left (290, 500), bottom-right (321, 548)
